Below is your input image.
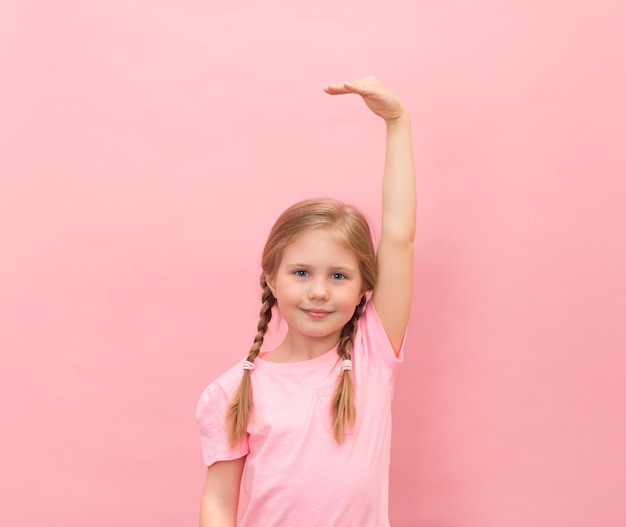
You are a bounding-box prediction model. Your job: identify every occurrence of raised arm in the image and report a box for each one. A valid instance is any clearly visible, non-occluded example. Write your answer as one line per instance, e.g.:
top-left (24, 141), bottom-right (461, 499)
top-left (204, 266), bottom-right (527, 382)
top-left (325, 77), bottom-right (416, 356)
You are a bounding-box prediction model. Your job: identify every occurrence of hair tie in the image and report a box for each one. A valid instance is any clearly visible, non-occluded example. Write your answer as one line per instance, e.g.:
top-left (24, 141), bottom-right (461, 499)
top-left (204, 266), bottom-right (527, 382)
top-left (242, 360), bottom-right (255, 371)
top-left (341, 359), bottom-right (352, 372)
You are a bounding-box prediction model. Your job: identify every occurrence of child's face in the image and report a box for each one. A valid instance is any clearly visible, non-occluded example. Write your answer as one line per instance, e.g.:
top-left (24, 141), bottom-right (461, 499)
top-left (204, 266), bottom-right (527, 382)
top-left (267, 230), bottom-right (363, 348)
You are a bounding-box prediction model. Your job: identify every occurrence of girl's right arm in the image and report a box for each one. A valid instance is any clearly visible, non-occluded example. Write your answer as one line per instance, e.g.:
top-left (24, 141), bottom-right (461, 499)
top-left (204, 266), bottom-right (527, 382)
top-left (199, 457), bottom-right (246, 527)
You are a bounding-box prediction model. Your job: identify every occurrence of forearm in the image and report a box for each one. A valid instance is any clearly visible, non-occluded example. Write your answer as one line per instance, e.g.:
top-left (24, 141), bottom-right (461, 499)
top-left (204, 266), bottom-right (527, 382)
top-left (199, 499), bottom-right (237, 527)
top-left (381, 114), bottom-right (416, 243)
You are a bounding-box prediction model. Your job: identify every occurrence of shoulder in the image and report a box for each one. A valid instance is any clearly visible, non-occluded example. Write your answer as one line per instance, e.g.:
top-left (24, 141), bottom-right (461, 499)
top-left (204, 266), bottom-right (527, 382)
top-left (197, 361), bottom-right (245, 415)
top-left (196, 361), bottom-right (249, 466)
top-left (354, 299), bottom-right (404, 373)
top-left (210, 361), bottom-right (247, 395)
top-left (356, 299), bottom-right (395, 347)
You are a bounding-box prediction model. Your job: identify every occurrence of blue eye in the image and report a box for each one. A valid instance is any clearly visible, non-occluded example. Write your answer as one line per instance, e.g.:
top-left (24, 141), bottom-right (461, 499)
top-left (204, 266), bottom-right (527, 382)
top-left (331, 273), bottom-right (346, 280)
top-left (294, 270), bottom-right (309, 277)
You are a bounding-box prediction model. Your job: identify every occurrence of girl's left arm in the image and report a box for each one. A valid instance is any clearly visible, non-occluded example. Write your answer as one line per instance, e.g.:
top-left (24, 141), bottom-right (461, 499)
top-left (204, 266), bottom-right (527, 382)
top-left (374, 110), bottom-right (416, 356)
top-left (325, 78), bottom-right (416, 356)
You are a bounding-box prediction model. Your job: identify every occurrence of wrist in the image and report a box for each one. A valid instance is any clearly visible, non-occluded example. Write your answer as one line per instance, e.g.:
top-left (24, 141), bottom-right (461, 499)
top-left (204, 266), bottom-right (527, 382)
top-left (385, 111), bottom-right (410, 128)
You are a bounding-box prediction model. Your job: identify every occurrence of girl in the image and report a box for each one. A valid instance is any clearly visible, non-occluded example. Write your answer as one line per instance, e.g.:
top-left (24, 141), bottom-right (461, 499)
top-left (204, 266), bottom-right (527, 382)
top-left (197, 77), bottom-right (416, 527)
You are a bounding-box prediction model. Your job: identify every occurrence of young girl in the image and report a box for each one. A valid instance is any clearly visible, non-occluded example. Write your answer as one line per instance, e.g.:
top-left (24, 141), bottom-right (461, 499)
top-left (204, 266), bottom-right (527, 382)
top-left (197, 77), bottom-right (416, 527)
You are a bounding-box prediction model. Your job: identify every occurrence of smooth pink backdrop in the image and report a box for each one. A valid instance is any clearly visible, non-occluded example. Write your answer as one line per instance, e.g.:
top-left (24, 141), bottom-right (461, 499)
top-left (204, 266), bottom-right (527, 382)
top-left (1, 1), bottom-right (625, 526)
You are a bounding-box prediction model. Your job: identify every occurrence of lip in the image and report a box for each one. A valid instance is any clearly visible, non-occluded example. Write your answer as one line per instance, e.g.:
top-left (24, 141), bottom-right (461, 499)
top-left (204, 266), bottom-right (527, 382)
top-left (301, 308), bottom-right (332, 319)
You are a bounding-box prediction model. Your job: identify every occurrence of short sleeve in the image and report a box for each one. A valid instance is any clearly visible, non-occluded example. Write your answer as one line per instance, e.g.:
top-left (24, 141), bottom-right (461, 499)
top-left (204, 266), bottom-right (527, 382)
top-left (354, 300), bottom-right (404, 380)
top-left (196, 382), bottom-right (249, 467)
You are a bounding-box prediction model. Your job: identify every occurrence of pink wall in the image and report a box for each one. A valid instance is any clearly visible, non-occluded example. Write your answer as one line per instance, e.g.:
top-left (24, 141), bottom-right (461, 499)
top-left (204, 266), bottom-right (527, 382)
top-left (1, 1), bottom-right (625, 525)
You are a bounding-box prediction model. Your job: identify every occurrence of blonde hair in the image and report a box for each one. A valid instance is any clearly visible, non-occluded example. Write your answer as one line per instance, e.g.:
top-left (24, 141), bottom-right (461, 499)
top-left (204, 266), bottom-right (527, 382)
top-left (227, 198), bottom-right (377, 444)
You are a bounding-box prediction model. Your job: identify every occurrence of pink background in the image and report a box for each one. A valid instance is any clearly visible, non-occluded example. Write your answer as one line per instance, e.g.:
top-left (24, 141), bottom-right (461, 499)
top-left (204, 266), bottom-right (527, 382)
top-left (1, 1), bottom-right (625, 526)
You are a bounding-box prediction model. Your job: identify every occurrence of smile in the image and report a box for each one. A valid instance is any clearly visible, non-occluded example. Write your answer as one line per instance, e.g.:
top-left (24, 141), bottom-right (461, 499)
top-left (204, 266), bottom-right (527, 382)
top-left (301, 309), bottom-right (332, 319)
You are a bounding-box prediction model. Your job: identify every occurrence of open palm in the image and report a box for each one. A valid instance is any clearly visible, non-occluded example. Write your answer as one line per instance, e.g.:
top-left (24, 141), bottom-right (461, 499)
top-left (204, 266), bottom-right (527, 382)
top-left (324, 76), bottom-right (407, 122)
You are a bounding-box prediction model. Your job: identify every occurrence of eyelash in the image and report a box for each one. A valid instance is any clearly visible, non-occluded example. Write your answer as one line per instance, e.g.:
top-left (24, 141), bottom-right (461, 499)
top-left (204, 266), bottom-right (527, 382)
top-left (293, 270), bottom-right (347, 280)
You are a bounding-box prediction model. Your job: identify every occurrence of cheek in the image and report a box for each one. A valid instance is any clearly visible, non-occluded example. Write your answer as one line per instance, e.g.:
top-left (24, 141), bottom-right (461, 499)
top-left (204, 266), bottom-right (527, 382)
top-left (346, 286), bottom-right (364, 306)
top-left (275, 281), bottom-right (300, 301)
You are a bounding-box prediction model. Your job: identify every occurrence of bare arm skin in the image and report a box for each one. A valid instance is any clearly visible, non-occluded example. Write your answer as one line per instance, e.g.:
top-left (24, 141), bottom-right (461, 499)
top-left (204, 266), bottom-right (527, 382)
top-left (199, 457), bottom-right (246, 527)
top-left (325, 77), bottom-right (416, 356)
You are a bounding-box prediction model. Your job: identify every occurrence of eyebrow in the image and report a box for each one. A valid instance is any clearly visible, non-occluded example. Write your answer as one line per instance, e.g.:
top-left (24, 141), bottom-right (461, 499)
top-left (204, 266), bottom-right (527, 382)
top-left (285, 263), bottom-right (357, 272)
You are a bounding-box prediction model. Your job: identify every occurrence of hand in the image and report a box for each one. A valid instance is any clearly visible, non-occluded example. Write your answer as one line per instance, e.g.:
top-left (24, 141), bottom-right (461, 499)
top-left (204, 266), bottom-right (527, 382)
top-left (324, 76), bottom-right (408, 123)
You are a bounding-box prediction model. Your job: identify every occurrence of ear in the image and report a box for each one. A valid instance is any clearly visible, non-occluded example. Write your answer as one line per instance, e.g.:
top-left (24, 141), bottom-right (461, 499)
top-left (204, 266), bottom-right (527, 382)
top-left (264, 274), bottom-right (277, 296)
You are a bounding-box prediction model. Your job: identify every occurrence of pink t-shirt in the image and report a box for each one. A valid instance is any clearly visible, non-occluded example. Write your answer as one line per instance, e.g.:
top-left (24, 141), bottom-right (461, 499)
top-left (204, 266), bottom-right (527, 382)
top-left (196, 301), bottom-right (403, 526)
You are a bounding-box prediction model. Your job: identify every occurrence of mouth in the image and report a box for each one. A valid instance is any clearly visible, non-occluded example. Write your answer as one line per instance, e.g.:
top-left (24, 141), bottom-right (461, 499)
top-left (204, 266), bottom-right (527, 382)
top-left (301, 308), bottom-right (332, 319)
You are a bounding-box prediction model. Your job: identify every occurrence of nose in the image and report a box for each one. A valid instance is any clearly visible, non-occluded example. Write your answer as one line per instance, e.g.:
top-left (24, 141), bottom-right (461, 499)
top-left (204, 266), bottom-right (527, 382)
top-left (308, 279), bottom-right (330, 301)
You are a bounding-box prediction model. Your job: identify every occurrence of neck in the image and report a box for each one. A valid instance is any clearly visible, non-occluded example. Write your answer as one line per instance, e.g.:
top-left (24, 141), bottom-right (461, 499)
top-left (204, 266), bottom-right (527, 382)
top-left (264, 329), bottom-right (341, 363)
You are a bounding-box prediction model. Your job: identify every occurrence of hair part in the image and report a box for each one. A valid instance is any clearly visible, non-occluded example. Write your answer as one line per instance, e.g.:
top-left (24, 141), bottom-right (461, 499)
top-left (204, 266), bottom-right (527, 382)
top-left (227, 198), bottom-right (377, 446)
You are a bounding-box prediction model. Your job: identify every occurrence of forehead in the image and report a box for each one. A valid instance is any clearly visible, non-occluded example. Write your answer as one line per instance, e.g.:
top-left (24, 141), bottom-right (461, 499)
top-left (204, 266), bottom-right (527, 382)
top-left (281, 230), bottom-right (358, 267)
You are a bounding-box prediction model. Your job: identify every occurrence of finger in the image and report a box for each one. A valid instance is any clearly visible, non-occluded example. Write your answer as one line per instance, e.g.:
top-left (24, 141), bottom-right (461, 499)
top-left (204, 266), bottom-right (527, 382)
top-left (343, 77), bottom-right (384, 97)
top-left (324, 83), bottom-right (357, 95)
top-left (324, 80), bottom-right (378, 96)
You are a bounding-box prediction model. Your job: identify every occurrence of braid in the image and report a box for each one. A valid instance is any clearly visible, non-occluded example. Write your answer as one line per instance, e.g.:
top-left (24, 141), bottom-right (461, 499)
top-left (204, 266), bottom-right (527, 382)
top-left (248, 277), bottom-right (275, 360)
top-left (332, 296), bottom-right (366, 442)
top-left (227, 276), bottom-right (275, 445)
